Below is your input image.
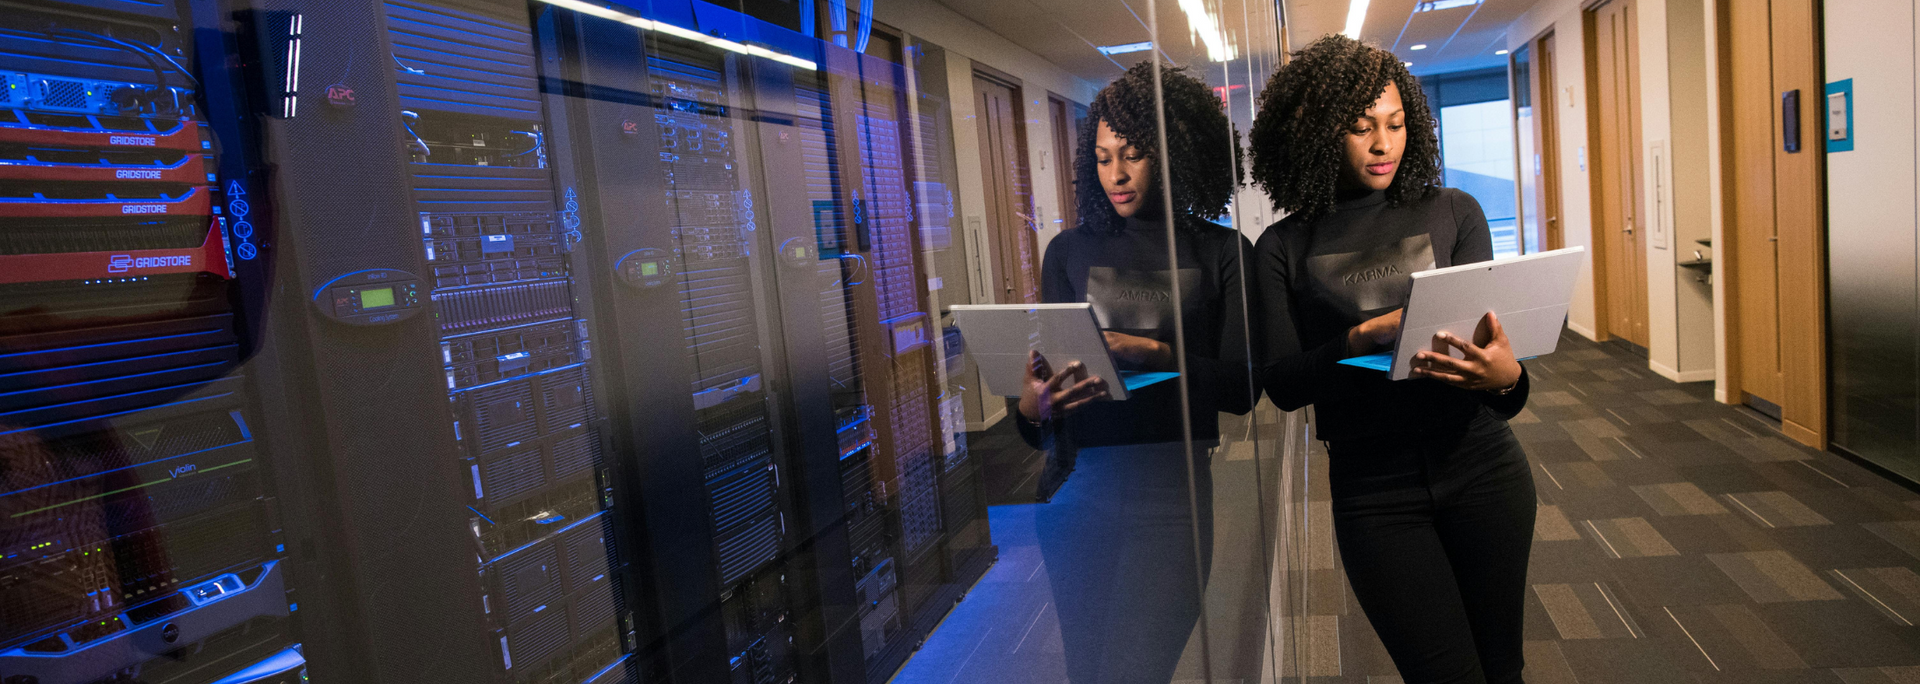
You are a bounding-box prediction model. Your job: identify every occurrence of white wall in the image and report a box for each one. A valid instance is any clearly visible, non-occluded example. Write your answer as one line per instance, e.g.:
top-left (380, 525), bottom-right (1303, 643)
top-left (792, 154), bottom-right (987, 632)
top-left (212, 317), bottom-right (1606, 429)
top-left (1635, 0), bottom-right (1680, 378)
top-left (1664, 0), bottom-right (1715, 383)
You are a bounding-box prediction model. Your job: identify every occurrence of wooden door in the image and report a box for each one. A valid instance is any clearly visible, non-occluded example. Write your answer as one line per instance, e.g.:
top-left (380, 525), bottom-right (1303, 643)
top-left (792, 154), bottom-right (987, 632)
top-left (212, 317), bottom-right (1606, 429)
top-left (973, 73), bottom-right (1038, 303)
top-left (1726, 0), bottom-right (1785, 406)
top-left (1588, 0), bottom-right (1649, 346)
top-left (1721, 0), bottom-right (1825, 441)
top-left (1048, 96), bottom-right (1080, 231)
top-left (1536, 33), bottom-right (1565, 250)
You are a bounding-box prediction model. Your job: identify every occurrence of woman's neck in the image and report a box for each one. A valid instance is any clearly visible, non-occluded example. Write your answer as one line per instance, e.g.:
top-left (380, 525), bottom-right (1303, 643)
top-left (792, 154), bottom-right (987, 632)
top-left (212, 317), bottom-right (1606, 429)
top-left (1334, 182), bottom-right (1382, 203)
top-left (1122, 212), bottom-right (1168, 232)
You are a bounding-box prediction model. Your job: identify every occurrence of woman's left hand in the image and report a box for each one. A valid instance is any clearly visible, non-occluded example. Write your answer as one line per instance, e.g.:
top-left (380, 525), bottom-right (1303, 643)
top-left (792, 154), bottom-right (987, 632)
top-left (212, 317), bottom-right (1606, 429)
top-left (1103, 331), bottom-right (1174, 371)
top-left (1410, 311), bottom-right (1523, 392)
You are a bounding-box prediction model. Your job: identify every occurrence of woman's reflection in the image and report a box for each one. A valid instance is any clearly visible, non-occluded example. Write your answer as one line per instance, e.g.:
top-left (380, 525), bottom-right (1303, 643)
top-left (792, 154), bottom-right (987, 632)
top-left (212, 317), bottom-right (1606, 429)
top-left (1014, 61), bottom-right (1251, 682)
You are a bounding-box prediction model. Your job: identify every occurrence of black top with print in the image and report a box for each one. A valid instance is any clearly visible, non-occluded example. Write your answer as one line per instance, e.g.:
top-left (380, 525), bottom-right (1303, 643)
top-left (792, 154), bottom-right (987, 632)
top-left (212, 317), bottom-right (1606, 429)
top-left (1017, 215), bottom-right (1255, 448)
top-left (1253, 187), bottom-right (1529, 443)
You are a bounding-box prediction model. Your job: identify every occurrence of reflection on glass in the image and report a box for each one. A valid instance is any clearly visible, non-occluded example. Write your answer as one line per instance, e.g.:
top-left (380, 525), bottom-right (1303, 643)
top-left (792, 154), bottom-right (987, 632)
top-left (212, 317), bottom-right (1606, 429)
top-left (0, 0), bottom-right (1297, 682)
top-left (1002, 61), bottom-right (1248, 682)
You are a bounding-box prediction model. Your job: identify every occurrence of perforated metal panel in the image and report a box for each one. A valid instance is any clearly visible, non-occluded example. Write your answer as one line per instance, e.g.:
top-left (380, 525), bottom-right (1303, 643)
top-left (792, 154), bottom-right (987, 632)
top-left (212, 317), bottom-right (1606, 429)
top-left (384, 0), bottom-right (542, 119)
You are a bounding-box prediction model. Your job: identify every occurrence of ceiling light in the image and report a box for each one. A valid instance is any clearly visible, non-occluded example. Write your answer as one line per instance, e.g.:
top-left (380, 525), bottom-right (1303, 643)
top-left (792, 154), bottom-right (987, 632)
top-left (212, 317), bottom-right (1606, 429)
top-left (1416, 0), bottom-right (1479, 11)
top-left (1343, 0), bottom-right (1370, 39)
top-left (1495, 49), bottom-right (1509, 55)
top-left (1097, 41), bottom-right (1154, 55)
top-left (1410, 44), bottom-right (1427, 50)
top-left (534, 0), bottom-right (817, 70)
top-left (1178, 0), bottom-right (1237, 62)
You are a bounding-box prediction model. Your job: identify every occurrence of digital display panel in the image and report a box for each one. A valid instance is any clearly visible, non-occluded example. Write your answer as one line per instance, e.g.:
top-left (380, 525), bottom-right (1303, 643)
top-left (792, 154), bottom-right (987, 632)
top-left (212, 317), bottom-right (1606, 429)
top-left (360, 287), bottom-right (396, 309)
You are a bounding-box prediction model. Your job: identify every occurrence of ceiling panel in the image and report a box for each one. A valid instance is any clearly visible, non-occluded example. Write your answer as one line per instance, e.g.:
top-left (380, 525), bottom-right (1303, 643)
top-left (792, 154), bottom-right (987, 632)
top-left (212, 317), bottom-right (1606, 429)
top-left (906, 0), bottom-right (1537, 92)
top-left (1278, 0), bottom-right (1534, 76)
top-left (923, 0), bottom-right (1289, 86)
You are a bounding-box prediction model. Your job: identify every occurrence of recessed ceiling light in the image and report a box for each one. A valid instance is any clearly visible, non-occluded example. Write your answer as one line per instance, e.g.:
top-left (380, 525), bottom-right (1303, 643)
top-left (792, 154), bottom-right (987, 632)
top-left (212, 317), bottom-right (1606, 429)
top-left (1495, 49), bottom-right (1509, 55)
top-left (1416, 0), bottom-right (1479, 11)
top-left (1343, 0), bottom-right (1370, 39)
top-left (1096, 41), bottom-right (1154, 55)
top-left (1410, 44), bottom-right (1427, 50)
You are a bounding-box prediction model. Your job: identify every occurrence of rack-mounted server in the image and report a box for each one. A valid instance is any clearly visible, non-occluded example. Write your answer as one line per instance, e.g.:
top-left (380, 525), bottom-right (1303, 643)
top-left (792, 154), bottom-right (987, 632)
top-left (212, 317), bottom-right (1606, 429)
top-left (0, 1), bottom-right (301, 682)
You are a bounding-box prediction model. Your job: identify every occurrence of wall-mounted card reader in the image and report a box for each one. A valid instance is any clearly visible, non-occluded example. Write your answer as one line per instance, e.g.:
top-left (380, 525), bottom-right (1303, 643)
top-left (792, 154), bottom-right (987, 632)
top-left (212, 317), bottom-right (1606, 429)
top-left (313, 269), bottom-right (424, 325)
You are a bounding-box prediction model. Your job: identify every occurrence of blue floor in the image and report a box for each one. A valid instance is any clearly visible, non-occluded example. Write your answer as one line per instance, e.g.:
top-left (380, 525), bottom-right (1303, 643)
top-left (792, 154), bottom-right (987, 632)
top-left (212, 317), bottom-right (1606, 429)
top-left (890, 503), bottom-right (1071, 683)
top-left (889, 422), bottom-right (1280, 684)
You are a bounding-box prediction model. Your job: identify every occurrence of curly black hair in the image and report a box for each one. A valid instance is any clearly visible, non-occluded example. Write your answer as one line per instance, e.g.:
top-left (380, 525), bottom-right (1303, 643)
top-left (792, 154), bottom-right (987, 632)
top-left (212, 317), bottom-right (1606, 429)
top-left (1247, 35), bottom-right (1442, 221)
top-left (1073, 61), bottom-right (1238, 234)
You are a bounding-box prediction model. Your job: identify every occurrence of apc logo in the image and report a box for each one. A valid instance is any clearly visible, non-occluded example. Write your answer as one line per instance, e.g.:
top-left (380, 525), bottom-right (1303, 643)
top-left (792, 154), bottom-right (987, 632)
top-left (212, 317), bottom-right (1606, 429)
top-left (326, 84), bottom-right (356, 108)
top-left (109, 254), bottom-right (134, 273)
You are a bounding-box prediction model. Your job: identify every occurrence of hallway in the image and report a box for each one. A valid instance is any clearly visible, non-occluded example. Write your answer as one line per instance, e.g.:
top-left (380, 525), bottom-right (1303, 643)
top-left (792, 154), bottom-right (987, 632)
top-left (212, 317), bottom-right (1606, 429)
top-left (894, 330), bottom-right (1920, 683)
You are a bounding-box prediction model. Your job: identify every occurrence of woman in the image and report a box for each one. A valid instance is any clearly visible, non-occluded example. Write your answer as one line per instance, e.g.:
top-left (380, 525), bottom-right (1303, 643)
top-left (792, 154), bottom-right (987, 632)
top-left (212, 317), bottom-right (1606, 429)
top-left (1015, 61), bottom-right (1252, 682)
top-left (1248, 36), bottom-right (1536, 684)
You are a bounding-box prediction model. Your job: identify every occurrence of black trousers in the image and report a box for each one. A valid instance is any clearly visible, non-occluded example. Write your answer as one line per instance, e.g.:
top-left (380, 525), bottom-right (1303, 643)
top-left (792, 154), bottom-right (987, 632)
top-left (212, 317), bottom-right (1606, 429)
top-left (1039, 441), bottom-right (1213, 683)
top-left (1327, 409), bottom-right (1536, 684)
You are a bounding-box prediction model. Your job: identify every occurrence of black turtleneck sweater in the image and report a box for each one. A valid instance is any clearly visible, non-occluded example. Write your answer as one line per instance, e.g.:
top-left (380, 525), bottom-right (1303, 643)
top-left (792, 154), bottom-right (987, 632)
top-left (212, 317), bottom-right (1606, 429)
top-left (1253, 188), bottom-right (1529, 443)
top-left (1015, 215), bottom-right (1255, 448)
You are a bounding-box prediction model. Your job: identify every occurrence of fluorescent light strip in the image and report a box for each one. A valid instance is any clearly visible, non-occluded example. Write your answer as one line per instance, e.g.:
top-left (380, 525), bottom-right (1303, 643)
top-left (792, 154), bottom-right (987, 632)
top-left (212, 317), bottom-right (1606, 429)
top-left (536, 0), bottom-right (817, 70)
top-left (1343, 0), bottom-right (1369, 40)
top-left (1416, 0), bottom-right (1479, 11)
top-left (1177, 0), bottom-right (1235, 62)
top-left (1097, 41), bottom-right (1154, 55)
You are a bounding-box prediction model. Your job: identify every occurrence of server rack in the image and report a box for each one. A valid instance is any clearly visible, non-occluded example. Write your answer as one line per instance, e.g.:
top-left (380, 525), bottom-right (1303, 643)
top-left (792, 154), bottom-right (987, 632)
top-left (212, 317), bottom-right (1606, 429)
top-left (0, 0), bottom-right (303, 682)
top-left (539, 2), bottom-right (991, 681)
top-left (237, 0), bottom-right (634, 681)
top-left (0, 0), bottom-right (989, 680)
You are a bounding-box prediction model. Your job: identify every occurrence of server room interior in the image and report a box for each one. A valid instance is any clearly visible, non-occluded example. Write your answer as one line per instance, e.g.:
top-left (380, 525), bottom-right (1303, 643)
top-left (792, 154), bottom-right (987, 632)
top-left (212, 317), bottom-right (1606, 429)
top-left (0, 0), bottom-right (1310, 683)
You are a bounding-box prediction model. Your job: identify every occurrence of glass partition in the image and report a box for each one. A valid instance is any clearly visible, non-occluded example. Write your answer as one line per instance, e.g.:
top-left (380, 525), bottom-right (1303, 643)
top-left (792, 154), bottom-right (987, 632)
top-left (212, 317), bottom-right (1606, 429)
top-left (0, 0), bottom-right (1306, 681)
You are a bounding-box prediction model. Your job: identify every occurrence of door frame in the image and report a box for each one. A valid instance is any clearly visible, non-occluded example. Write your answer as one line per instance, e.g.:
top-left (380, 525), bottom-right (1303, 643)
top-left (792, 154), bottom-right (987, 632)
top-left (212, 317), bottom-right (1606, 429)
top-left (1535, 31), bottom-right (1565, 251)
top-left (1046, 93), bottom-right (1083, 232)
top-left (970, 63), bottom-right (1038, 304)
top-left (1583, 0), bottom-right (1649, 346)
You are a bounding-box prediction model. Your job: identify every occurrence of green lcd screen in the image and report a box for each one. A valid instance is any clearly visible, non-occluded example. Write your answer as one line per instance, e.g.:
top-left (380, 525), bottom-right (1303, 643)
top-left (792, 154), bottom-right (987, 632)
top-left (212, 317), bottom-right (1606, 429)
top-left (641, 262), bottom-right (659, 276)
top-left (360, 287), bottom-right (396, 309)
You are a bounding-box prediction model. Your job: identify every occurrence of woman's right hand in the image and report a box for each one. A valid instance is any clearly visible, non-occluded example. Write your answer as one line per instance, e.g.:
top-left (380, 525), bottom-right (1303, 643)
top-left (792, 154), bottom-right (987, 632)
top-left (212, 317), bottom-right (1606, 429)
top-left (1018, 350), bottom-right (1109, 422)
top-left (1346, 308), bottom-right (1404, 356)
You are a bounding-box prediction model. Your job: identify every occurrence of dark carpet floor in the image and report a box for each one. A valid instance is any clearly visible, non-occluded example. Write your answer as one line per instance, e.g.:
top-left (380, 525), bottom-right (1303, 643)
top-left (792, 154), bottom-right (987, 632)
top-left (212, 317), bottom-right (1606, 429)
top-left (893, 330), bottom-right (1920, 683)
top-left (1303, 331), bottom-right (1920, 683)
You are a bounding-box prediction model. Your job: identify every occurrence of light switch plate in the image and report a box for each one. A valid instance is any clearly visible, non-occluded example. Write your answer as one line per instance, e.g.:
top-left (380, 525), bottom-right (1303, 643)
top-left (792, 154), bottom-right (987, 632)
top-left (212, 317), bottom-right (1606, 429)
top-left (1827, 92), bottom-right (1848, 140)
top-left (1826, 78), bottom-right (1853, 153)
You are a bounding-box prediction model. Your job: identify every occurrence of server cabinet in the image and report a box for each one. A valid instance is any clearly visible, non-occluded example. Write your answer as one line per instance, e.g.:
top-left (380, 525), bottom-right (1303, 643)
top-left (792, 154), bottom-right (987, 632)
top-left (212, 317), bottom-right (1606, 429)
top-left (538, 3), bottom-right (989, 682)
top-left (545, 12), bottom-right (813, 681)
top-left (239, 0), bottom-right (634, 681)
top-left (0, 0), bottom-right (304, 681)
top-left (0, 0), bottom-right (988, 681)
